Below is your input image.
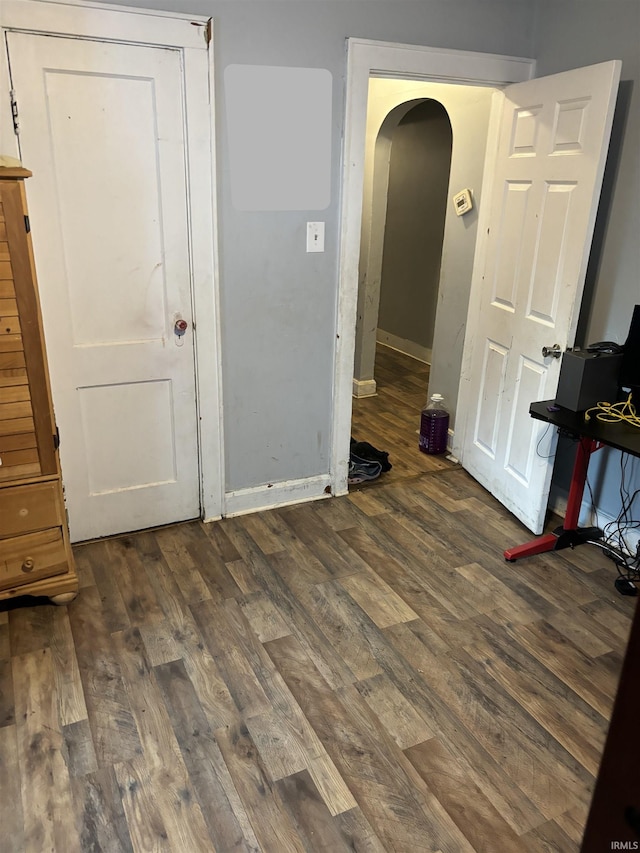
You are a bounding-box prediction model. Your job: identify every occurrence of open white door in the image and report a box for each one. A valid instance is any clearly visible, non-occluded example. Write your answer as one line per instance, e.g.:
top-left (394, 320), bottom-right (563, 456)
top-left (5, 27), bottom-right (213, 542)
top-left (455, 61), bottom-right (621, 534)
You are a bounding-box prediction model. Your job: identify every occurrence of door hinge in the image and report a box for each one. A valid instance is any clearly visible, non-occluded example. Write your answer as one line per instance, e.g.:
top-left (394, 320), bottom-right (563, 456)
top-left (53, 426), bottom-right (60, 451)
top-left (24, 215), bottom-right (30, 233)
top-left (9, 89), bottom-right (20, 136)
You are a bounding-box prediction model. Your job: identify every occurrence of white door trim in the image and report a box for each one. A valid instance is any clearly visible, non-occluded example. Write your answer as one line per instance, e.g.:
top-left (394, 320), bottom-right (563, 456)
top-left (0, 0), bottom-right (225, 525)
top-left (331, 38), bottom-right (535, 495)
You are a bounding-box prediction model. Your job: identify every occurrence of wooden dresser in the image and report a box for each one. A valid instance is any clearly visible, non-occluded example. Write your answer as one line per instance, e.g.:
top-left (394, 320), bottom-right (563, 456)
top-left (0, 167), bottom-right (77, 605)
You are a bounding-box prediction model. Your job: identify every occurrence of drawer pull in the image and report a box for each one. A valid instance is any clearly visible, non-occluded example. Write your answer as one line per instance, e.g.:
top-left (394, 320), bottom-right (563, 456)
top-left (21, 557), bottom-right (35, 573)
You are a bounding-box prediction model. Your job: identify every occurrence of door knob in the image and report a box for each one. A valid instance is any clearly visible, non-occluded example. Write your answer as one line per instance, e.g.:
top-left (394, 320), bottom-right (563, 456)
top-left (174, 319), bottom-right (188, 337)
top-left (542, 344), bottom-right (562, 359)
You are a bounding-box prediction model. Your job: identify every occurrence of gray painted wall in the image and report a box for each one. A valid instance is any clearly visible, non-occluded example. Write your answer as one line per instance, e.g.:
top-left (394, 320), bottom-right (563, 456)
top-left (532, 0), bottom-right (640, 528)
top-left (378, 100), bottom-right (452, 353)
top-left (88, 0), bottom-right (535, 493)
top-left (73, 0), bottom-right (638, 540)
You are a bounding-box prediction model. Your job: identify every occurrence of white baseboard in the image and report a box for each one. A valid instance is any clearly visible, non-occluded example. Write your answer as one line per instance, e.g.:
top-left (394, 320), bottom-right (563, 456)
top-left (549, 488), bottom-right (640, 558)
top-left (376, 329), bottom-right (431, 364)
top-left (352, 378), bottom-right (377, 398)
top-left (224, 474), bottom-right (332, 518)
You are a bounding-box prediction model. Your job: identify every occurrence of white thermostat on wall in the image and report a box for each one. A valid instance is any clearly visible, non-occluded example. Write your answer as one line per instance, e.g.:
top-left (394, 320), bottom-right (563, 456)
top-left (452, 188), bottom-right (473, 216)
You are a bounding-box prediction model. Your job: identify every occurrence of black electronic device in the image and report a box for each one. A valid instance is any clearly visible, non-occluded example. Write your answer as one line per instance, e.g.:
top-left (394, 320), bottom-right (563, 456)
top-left (555, 349), bottom-right (623, 412)
top-left (619, 304), bottom-right (640, 398)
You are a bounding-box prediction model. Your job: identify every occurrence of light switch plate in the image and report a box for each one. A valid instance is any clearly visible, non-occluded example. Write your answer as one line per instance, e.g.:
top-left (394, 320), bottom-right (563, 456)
top-left (306, 221), bottom-right (325, 252)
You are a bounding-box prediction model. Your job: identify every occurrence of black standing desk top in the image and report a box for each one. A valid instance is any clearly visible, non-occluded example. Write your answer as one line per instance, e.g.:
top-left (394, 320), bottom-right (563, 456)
top-left (530, 401), bottom-right (640, 458)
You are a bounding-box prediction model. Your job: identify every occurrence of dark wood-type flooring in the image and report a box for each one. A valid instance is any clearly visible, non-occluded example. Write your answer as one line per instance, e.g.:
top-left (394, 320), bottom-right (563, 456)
top-left (351, 343), bottom-right (451, 480)
top-left (0, 344), bottom-right (636, 852)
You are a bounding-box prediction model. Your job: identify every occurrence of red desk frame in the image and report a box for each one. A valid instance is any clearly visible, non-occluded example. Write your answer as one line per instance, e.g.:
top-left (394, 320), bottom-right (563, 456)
top-left (504, 435), bottom-right (604, 561)
top-left (504, 400), bottom-right (640, 562)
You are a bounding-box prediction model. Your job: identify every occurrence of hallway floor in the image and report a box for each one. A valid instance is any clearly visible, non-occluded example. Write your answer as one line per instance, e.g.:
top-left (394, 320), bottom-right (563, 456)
top-left (351, 343), bottom-right (453, 482)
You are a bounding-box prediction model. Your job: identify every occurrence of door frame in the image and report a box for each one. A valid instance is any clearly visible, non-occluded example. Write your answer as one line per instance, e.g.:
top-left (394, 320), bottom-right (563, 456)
top-left (0, 0), bottom-right (225, 525)
top-left (331, 38), bottom-right (535, 495)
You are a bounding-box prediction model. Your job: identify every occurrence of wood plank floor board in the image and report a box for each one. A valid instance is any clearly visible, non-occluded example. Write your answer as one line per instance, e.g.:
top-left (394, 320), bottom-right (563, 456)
top-left (214, 720), bottom-right (308, 853)
top-left (67, 586), bottom-right (143, 769)
top-left (278, 503), bottom-right (372, 580)
top-left (50, 604), bottom-right (88, 727)
top-left (114, 757), bottom-right (173, 853)
top-left (105, 537), bottom-right (166, 629)
top-left (337, 568), bottom-right (419, 629)
top-left (274, 769), bottom-right (370, 853)
top-left (112, 627), bottom-right (214, 852)
top-left (0, 620), bottom-right (9, 661)
top-left (265, 634), bottom-right (473, 853)
top-left (9, 603), bottom-right (55, 657)
top-left (190, 598), bottom-right (273, 719)
top-left (299, 579), bottom-right (384, 681)
top-left (182, 521), bottom-right (245, 602)
top-left (200, 517), bottom-right (243, 564)
top-left (241, 511), bottom-right (295, 556)
top-left (365, 514), bottom-right (488, 622)
top-left (465, 628), bottom-right (608, 777)
top-left (0, 657), bottom-right (14, 727)
top-left (2, 342), bottom-right (635, 851)
top-left (332, 806), bottom-right (388, 853)
top-left (72, 547), bottom-right (96, 590)
top-left (579, 597), bottom-right (635, 641)
top-left (0, 723), bottom-right (25, 852)
top-left (382, 620), bottom-right (555, 834)
top-left (553, 803), bottom-right (590, 845)
top-left (404, 737), bottom-right (530, 853)
top-left (154, 657), bottom-right (259, 853)
top-left (354, 672), bottom-right (434, 751)
top-left (83, 539), bottom-right (132, 635)
top-left (70, 766), bottom-right (134, 853)
top-left (521, 817), bottom-right (577, 852)
top-left (130, 533), bottom-right (239, 729)
top-left (63, 718), bottom-right (99, 778)
top-left (432, 644), bottom-right (593, 818)
top-left (13, 647), bottom-right (77, 852)
top-left (218, 527), bottom-right (358, 689)
top-left (226, 556), bottom-right (273, 595)
top-left (374, 483), bottom-right (478, 569)
top-left (499, 553), bottom-right (598, 611)
top-left (503, 619), bottom-right (620, 717)
top-left (451, 561), bottom-right (546, 626)
top-left (213, 599), bottom-right (357, 817)
top-left (153, 525), bottom-right (213, 606)
top-left (236, 589), bottom-right (292, 644)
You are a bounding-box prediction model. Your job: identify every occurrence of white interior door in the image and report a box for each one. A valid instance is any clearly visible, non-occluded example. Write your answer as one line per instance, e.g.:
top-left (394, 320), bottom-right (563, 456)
top-left (6, 31), bottom-right (202, 542)
top-left (455, 61), bottom-right (621, 534)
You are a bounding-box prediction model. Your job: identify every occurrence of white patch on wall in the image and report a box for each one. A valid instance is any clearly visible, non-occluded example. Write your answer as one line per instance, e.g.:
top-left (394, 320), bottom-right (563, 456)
top-left (224, 64), bottom-right (332, 211)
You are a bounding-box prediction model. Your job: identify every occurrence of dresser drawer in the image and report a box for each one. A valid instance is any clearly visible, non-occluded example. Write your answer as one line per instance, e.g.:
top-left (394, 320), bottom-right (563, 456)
top-left (0, 527), bottom-right (67, 591)
top-left (0, 481), bottom-right (62, 538)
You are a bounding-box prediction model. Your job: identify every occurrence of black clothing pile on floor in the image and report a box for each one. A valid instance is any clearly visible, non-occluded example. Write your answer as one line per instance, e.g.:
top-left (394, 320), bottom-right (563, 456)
top-left (349, 437), bottom-right (392, 484)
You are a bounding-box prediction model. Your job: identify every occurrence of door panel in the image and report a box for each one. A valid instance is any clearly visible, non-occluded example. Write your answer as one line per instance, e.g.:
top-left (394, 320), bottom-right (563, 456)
top-left (456, 61), bottom-right (621, 533)
top-left (7, 32), bottom-right (201, 541)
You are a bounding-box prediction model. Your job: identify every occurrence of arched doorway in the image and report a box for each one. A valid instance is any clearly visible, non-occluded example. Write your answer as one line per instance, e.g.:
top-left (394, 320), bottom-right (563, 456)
top-left (350, 97), bottom-right (453, 479)
top-left (376, 99), bottom-right (452, 367)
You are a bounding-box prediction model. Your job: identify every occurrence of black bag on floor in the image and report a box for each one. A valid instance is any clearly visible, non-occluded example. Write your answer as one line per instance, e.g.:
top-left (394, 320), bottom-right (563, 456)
top-left (350, 437), bottom-right (392, 472)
